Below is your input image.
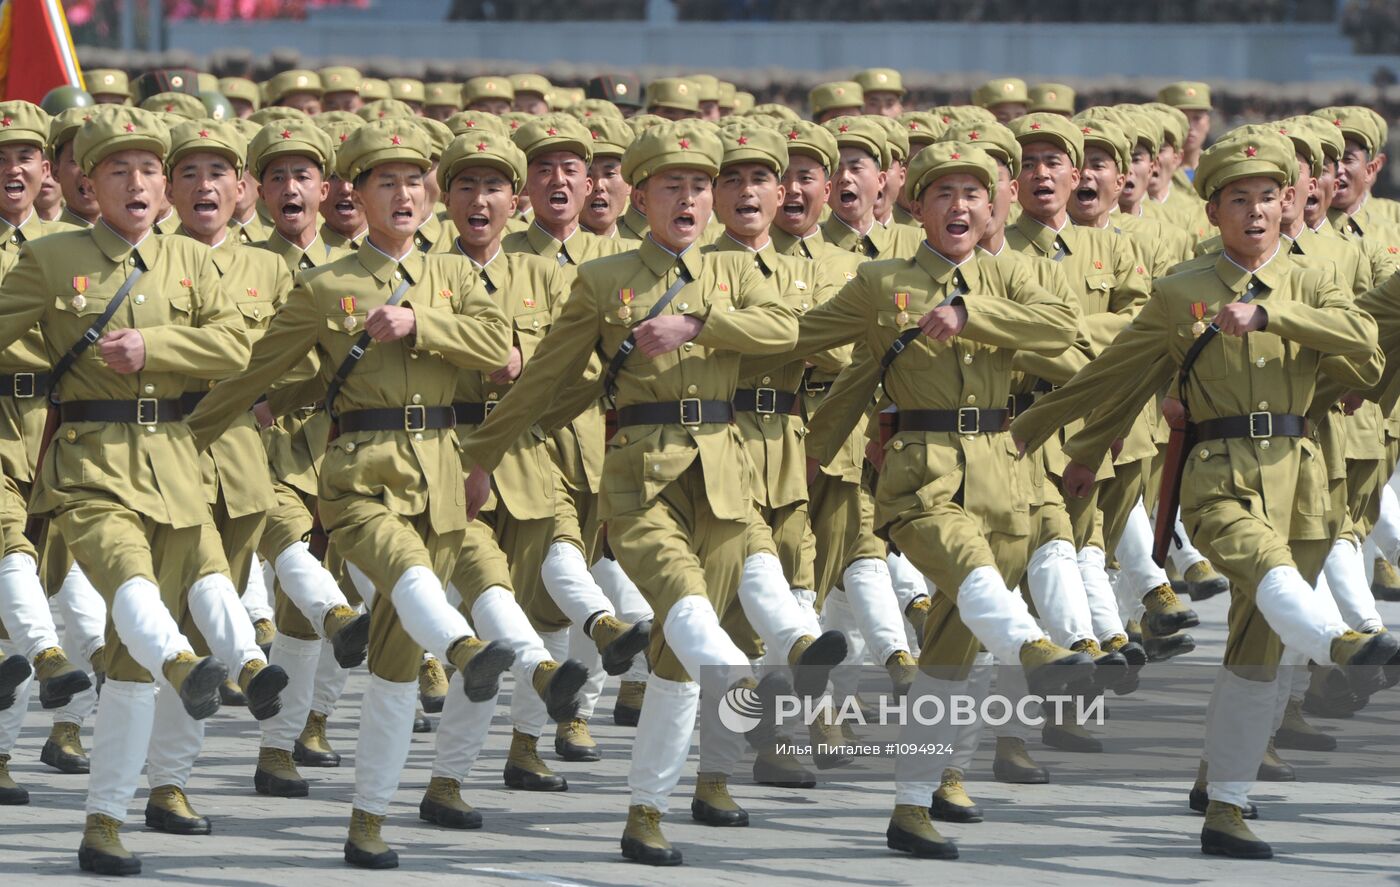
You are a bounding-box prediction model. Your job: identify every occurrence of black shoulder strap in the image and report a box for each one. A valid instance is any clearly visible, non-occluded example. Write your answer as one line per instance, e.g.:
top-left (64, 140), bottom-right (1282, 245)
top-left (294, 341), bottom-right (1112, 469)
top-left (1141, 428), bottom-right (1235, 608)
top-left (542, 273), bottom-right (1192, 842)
top-left (1177, 284), bottom-right (1261, 416)
top-left (48, 265), bottom-right (145, 401)
top-left (325, 277), bottom-right (412, 420)
top-left (601, 265), bottom-right (693, 399)
top-left (877, 273), bottom-right (968, 385)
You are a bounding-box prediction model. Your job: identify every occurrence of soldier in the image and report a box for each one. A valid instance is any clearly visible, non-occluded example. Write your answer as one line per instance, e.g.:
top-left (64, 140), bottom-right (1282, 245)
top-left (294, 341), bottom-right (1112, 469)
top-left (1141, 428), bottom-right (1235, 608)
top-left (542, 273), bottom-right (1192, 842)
top-left (820, 117), bottom-right (921, 259)
top-left (359, 78), bottom-right (390, 104)
top-left (252, 121), bottom-right (341, 272)
top-left (49, 107), bottom-right (100, 228)
top-left (855, 68), bottom-right (904, 118)
top-left (586, 74), bottom-right (642, 118)
top-left (645, 78), bottom-right (700, 122)
top-left (217, 77), bottom-right (259, 118)
top-left (320, 67), bottom-right (365, 115)
top-left (87, 70), bottom-right (131, 105)
top-left (512, 74), bottom-right (552, 116)
top-left (266, 70), bottom-right (323, 116)
top-left (1013, 130), bottom-right (1396, 859)
top-left (424, 83), bottom-right (462, 122)
top-left (184, 118), bottom-right (517, 869)
top-left (463, 77), bottom-right (514, 116)
top-left (1029, 84), bottom-right (1075, 117)
top-left (580, 117), bottom-right (635, 239)
top-left (808, 82), bottom-right (863, 125)
top-left (1158, 82), bottom-right (1212, 185)
top-left (972, 78), bottom-right (1029, 124)
top-left (686, 75), bottom-right (722, 123)
top-left (387, 78), bottom-right (426, 115)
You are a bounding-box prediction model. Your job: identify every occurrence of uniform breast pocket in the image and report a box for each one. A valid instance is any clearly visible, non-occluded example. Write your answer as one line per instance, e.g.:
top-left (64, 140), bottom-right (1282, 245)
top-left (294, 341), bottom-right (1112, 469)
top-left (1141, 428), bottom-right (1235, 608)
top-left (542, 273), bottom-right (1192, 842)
top-left (1085, 272), bottom-right (1116, 298)
top-left (1175, 324), bottom-right (1226, 380)
top-left (167, 294), bottom-right (195, 327)
top-left (237, 299), bottom-right (276, 330)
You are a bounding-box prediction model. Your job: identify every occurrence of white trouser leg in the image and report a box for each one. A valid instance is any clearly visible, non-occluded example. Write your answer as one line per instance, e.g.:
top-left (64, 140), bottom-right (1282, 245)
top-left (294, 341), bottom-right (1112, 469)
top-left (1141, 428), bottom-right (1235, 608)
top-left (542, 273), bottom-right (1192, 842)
top-left (887, 552), bottom-right (927, 611)
top-left (387, 565), bottom-right (472, 661)
top-left (187, 573), bottom-right (263, 672)
top-left (1077, 547), bottom-right (1128, 642)
top-left (85, 680), bottom-right (156, 821)
top-left (697, 669), bottom-right (747, 778)
top-left (465, 585), bottom-right (553, 737)
top-left (1027, 540), bottom-right (1095, 648)
top-left (273, 541), bottom-right (349, 636)
top-left (569, 623), bottom-right (604, 721)
top-left (843, 557), bottom-right (909, 666)
top-left (945, 567), bottom-right (1044, 664)
top-left (509, 627), bottom-right (567, 738)
top-left (738, 553), bottom-right (820, 659)
top-left (240, 554), bottom-right (274, 625)
top-left (146, 680), bottom-right (204, 789)
top-left (664, 595), bottom-right (752, 696)
top-left (541, 542), bottom-right (613, 627)
top-left (893, 669), bottom-right (960, 806)
top-left (1272, 647), bottom-right (1307, 731)
top-left (1373, 480), bottom-right (1400, 565)
top-left (110, 578), bottom-right (192, 677)
top-left (820, 589), bottom-right (864, 704)
top-left (991, 658), bottom-right (1036, 740)
top-left (1113, 501), bottom-right (1171, 595)
top-left (351, 675), bottom-right (419, 815)
top-left (52, 626), bottom-right (97, 726)
top-left (1256, 565), bottom-right (1347, 666)
top-left (54, 565), bottom-right (107, 661)
top-left (949, 652), bottom-right (993, 772)
top-left (0, 552), bottom-right (59, 658)
top-left (1166, 515), bottom-right (1208, 573)
top-left (261, 634), bottom-right (321, 751)
top-left (0, 673), bottom-right (32, 749)
top-left (310, 641), bottom-right (349, 717)
top-left (1203, 668), bottom-right (1277, 809)
top-left (1323, 537), bottom-right (1385, 633)
top-left (592, 557), bottom-right (653, 623)
top-left (628, 674), bottom-right (699, 813)
top-left (430, 672), bottom-right (496, 781)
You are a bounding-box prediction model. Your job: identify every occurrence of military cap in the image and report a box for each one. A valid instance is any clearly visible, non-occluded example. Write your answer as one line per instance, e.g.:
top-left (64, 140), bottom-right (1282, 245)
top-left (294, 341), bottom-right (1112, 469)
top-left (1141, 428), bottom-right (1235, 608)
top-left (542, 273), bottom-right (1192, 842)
top-left (905, 141), bottom-right (998, 205)
top-left (0, 102), bottom-right (51, 149)
top-left (74, 107), bottom-right (170, 173)
top-left (717, 81), bottom-right (737, 111)
top-left (314, 111), bottom-right (365, 150)
top-left (141, 92), bottom-right (206, 120)
top-left (1286, 114), bottom-right (1344, 162)
top-left (824, 115), bottom-right (889, 169)
top-left (248, 105), bottom-right (309, 126)
top-left (40, 85), bottom-right (93, 117)
top-left (685, 74), bottom-right (721, 104)
top-left (228, 116), bottom-right (262, 145)
top-left (900, 111), bottom-right (945, 147)
top-left (1028, 83), bottom-right (1075, 115)
top-left (1009, 112), bottom-right (1085, 167)
top-left (266, 69), bottom-right (324, 104)
top-left (335, 117), bottom-right (432, 181)
top-left (1157, 81), bottom-right (1211, 112)
top-left (358, 98), bottom-right (417, 122)
top-left (808, 81), bottom-right (863, 119)
top-left (195, 73), bottom-right (217, 94)
top-left (621, 120), bottom-right (722, 185)
top-left (748, 102), bottom-right (800, 123)
top-left (438, 130), bottom-right (526, 192)
top-left (732, 92), bottom-right (755, 114)
top-left (49, 106), bottom-right (100, 154)
top-left (872, 115), bottom-right (910, 163)
top-left (585, 74), bottom-right (641, 109)
top-left (463, 76), bottom-right (515, 106)
top-left (87, 69), bottom-right (131, 101)
top-left (320, 67), bottom-right (363, 95)
top-left (1145, 102), bottom-right (1188, 149)
top-left (511, 74), bottom-right (552, 100)
top-left (1107, 105), bottom-right (1163, 153)
top-left (735, 113), bottom-right (782, 131)
top-left (972, 78), bottom-right (1028, 109)
top-left (499, 111), bottom-right (532, 134)
top-left (219, 77), bottom-right (260, 110)
top-left (511, 114), bottom-right (593, 163)
top-left (627, 113), bottom-right (668, 135)
top-left (780, 120), bottom-right (839, 174)
top-left (716, 121), bottom-right (788, 175)
top-left (425, 82), bottom-right (462, 110)
top-left (854, 68), bottom-right (904, 98)
top-left (248, 119), bottom-right (335, 178)
top-left (943, 119), bottom-right (1020, 170)
top-left (413, 116), bottom-right (453, 159)
top-left (931, 105), bottom-right (996, 127)
top-left (1075, 117), bottom-right (1131, 172)
top-left (569, 98), bottom-right (624, 121)
top-left (1367, 107), bottom-right (1389, 149)
top-left (446, 110), bottom-right (508, 137)
top-left (131, 69), bottom-right (199, 103)
top-left (359, 78), bottom-right (390, 102)
top-left (167, 119), bottom-right (247, 174)
top-left (388, 78), bottom-right (426, 106)
top-left (550, 88), bottom-right (584, 110)
top-left (585, 116), bottom-right (634, 157)
top-left (1193, 129), bottom-right (1296, 200)
top-left (1267, 119), bottom-right (1323, 177)
top-left (645, 78), bottom-right (699, 114)
top-left (1313, 106), bottom-right (1380, 154)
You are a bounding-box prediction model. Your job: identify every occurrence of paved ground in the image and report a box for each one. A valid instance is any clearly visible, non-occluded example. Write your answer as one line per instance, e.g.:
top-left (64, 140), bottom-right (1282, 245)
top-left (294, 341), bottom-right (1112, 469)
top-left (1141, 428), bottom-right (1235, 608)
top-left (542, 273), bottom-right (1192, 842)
top-left (2, 592), bottom-right (1398, 886)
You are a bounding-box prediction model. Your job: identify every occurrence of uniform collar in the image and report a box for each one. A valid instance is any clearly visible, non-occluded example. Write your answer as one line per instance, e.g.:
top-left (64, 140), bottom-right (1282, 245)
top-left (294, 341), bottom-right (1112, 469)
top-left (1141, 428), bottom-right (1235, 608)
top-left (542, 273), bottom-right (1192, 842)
top-left (93, 218), bottom-right (160, 268)
top-left (1011, 213), bottom-right (1072, 257)
top-left (414, 212), bottom-right (443, 251)
top-left (174, 223), bottom-right (235, 271)
top-left (770, 224), bottom-right (823, 258)
top-left (914, 241), bottom-right (980, 292)
top-left (1214, 244), bottom-right (1284, 294)
top-left (462, 244), bottom-right (505, 291)
top-left (712, 231), bottom-right (779, 276)
top-left (358, 237), bottom-right (425, 285)
top-left (640, 234), bottom-right (702, 279)
top-left (60, 207), bottom-right (94, 229)
top-left (620, 205), bottom-right (649, 239)
top-left (524, 219), bottom-right (580, 263)
top-left (267, 228), bottom-right (328, 266)
top-left (0, 209), bottom-right (36, 243)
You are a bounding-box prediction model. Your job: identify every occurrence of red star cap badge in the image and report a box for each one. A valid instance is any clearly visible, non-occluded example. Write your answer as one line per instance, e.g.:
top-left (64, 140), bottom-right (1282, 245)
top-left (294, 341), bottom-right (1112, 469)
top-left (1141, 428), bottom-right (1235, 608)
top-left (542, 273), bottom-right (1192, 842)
top-left (1334, 118), bottom-right (1343, 127)
top-left (679, 138), bottom-right (690, 149)
top-left (164, 104), bottom-right (175, 112)
top-left (546, 127), bottom-right (558, 136)
top-left (0, 117), bottom-right (11, 127)
top-left (787, 130), bottom-right (799, 140)
top-left (465, 119), bottom-right (477, 128)
top-left (123, 123), bottom-right (135, 133)
top-left (280, 129), bottom-right (292, 139)
top-left (1081, 126), bottom-right (1092, 134)
top-left (949, 151), bottom-right (961, 159)
top-left (390, 134), bottom-right (402, 145)
top-left (736, 135), bottom-right (748, 145)
top-left (476, 141), bottom-right (487, 151)
top-left (968, 130), bottom-right (980, 140)
top-left (1030, 122), bottom-right (1042, 130)
top-left (1245, 145), bottom-right (1258, 157)
top-left (339, 134), bottom-right (349, 143)
top-left (198, 129), bottom-right (210, 138)
top-left (909, 122), bottom-right (920, 131)
top-left (838, 124), bottom-right (849, 133)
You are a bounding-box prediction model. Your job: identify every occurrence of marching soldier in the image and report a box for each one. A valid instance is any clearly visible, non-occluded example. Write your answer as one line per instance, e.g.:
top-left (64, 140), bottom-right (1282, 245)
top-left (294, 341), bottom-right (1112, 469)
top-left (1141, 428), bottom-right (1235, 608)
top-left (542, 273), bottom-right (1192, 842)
top-left (819, 117), bottom-right (921, 259)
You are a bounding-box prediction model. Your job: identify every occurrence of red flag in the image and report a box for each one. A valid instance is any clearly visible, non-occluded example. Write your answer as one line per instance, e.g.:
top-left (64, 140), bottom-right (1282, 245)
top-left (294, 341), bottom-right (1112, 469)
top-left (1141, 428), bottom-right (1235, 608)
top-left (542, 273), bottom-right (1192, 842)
top-left (0, 0), bottom-right (83, 103)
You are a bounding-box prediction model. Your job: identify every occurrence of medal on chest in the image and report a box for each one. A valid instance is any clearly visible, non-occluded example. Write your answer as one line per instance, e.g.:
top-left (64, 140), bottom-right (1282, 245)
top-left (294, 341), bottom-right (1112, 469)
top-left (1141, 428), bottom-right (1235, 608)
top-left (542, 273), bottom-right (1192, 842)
top-left (71, 276), bottom-right (88, 310)
top-left (894, 291), bottom-right (909, 325)
top-left (341, 296), bottom-right (358, 330)
top-left (1190, 301), bottom-right (1207, 337)
top-left (617, 288), bottom-right (634, 321)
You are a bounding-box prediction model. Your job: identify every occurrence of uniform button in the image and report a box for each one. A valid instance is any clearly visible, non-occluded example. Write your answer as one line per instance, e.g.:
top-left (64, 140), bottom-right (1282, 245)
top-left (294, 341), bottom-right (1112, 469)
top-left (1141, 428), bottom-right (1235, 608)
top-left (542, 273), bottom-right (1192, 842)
top-left (487, 392), bottom-right (499, 401)
top-left (727, 305), bottom-right (735, 312)
top-left (1255, 357), bottom-right (1266, 367)
top-left (686, 385), bottom-right (697, 395)
top-left (412, 394), bottom-right (423, 404)
top-left (800, 302), bottom-right (809, 310)
top-left (145, 425), bottom-right (155, 433)
top-left (678, 302), bottom-right (688, 311)
top-left (207, 379), bottom-right (216, 390)
top-left (532, 320), bottom-right (540, 328)
top-left (616, 434), bottom-right (628, 445)
top-left (1260, 439), bottom-right (1271, 449)
top-left (414, 432), bottom-right (423, 441)
top-left (134, 294), bottom-right (145, 305)
top-left (1257, 401), bottom-right (1269, 411)
top-left (761, 376), bottom-right (771, 385)
top-left (253, 307), bottom-right (261, 318)
top-left (64, 429), bottom-right (76, 442)
top-left (963, 354), bottom-right (973, 365)
top-left (409, 351), bottom-right (419, 359)
top-left (762, 414), bottom-right (772, 423)
top-left (143, 383), bottom-right (155, 394)
top-left (1199, 449), bottom-right (1209, 460)
top-left (394, 271), bottom-right (403, 280)
top-left (9, 236), bottom-right (16, 245)
top-left (129, 257), bottom-right (138, 266)
top-left (966, 395), bottom-right (976, 405)
top-left (892, 440), bottom-right (904, 451)
top-left (682, 343), bottom-right (693, 352)
top-left (345, 441), bottom-right (356, 453)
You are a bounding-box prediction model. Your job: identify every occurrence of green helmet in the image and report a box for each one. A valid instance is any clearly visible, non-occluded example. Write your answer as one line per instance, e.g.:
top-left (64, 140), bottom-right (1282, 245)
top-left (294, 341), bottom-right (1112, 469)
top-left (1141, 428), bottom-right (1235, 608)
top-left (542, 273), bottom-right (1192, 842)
top-left (40, 85), bottom-right (94, 116)
top-left (199, 91), bottom-right (235, 121)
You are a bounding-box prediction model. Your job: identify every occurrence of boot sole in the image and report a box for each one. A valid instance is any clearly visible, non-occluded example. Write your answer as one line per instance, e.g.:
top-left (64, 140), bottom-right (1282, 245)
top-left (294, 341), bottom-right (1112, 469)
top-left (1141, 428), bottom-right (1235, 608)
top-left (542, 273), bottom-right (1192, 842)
top-left (1273, 728), bottom-right (1336, 752)
top-left (542, 659), bottom-right (589, 723)
top-left (886, 825), bottom-right (959, 859)
top-left (1025, 652), bottom-right (1095, 697)
top-left (40, 740), bottom-right (90, 774)
top-left (413, 714), bottom-right (433, 733)
top-left (461, 642), bottom-right (516, 703)
top-left (613, 705), bottom-right (641, 727)
top-left (1041, 728), bottom-right (1103, 754)
top-left (179, 658), bottom-right (229, 721)
top-left (420, 693), bottom-right (445, 714)
top-left (992, 763), bottom-right (1048, 784)
top-left (246, 665), bottom-right (289, 721)
top-left (1201, 830), bottom-right (1272, 859)
top-left (602, 619), bottom-right (652, 676)
top-left (620, 836), bottom-right (682, 866)
top-left (1143, 610), bottom-right (1200, 635)
top-left (690, 799), bottom-right (749, 827)
top-left (0, 786), bottom-right (30, 804)
top-left (419, 799), bottom-right (482, 829)
top-left (331, 614), bottom-right (371, 669)
top-left (1144, 634), bottom-right (1196, 662)
top-left (144, 807), bottom-right (212, 835)
top-left (1342, 632), bottom-right (1400, 697)
top-left (254, 768), bottom-right (309, 797)
top-left (794, 631), bottom-right (848, 698)
top-left (554, 739), bottom-right (602, 762)
top-left (344, 843), bottom-right (398, 869)
top-left (1256, 765), bottom-right (1296, 783)
top-left (503, 764), bottom-right (567, 792)
top-left (78, 846), bottom-right (141, 875)
top-left (294, 742), bottom-right (342, 767)
top-left (1187, 579), bottom-right (1230, 601)
top-left (39, 669), bottom-right (92, 709)
top-left (0, 655), bottom-right (32, 707)
top-left (929, 798), bottom-right (983, 823)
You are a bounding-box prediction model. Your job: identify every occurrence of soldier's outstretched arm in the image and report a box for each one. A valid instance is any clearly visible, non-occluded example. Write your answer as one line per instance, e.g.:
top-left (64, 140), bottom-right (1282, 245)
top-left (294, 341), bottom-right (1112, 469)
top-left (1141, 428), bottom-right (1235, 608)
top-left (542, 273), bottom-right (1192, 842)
top-left (690, 261), bottom-right (796, 355)
top-left (956, 261), bottom-right (1076, 355)
top-left (0, 245), bottom-right (68, 356)
top-left (803, 345), bottom-right (880, 467)
top-left (410, 275), bottom-right (510, 371)
top-left (143, 255), bottom-right (251, 379)
top-left (1263, 269), bottom-right (1377, 358)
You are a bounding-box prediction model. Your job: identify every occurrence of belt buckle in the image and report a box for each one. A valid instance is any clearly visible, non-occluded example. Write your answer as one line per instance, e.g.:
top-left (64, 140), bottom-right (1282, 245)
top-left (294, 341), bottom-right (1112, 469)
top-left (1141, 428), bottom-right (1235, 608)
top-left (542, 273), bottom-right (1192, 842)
top-left (1249, 411), bottom-right (1272, 439)
top-left (755, 387), bottom-right (777, 414)
top-left (679, 397), bottom-right (702, 426)
top-left (404, 404), bottom-right (427, 432)
top-left (958, 406), bottom-right (980, 434)
top-left (484, 400), bottom-right (497, 417)
top-left (11, 373), bottom-right (34, 398)
top-left (804, 378), bottom-right (827, 395)
top-left (136, 398), bottom-right (159, 426)
top-left (1004, 395), bottom-right (1018, 418)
